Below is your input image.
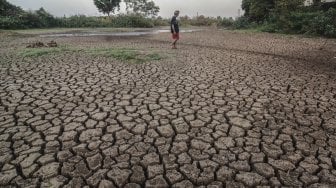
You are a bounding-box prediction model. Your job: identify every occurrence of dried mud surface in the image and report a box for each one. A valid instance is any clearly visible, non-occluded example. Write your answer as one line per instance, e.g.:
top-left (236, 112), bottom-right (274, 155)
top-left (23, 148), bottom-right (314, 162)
top-left (1, 30), bottom-right (336, 187)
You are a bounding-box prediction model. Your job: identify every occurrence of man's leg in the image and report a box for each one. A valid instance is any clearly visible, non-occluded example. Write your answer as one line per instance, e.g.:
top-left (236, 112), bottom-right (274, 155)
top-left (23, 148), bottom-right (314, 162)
top-left (172, 39), bottom-right (178, 48)
top-left (174, 33), bottom-right (179, 48)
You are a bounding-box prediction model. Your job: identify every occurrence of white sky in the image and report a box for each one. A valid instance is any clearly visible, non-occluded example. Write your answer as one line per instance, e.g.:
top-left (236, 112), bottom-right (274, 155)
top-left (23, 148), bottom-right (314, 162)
top-left (8, 0), bottom-right (242, 18)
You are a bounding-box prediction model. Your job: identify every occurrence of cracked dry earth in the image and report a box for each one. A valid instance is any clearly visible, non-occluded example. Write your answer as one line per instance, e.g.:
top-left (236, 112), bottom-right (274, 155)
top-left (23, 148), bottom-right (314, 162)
top-left (1, 30), bottom-right (336, 188)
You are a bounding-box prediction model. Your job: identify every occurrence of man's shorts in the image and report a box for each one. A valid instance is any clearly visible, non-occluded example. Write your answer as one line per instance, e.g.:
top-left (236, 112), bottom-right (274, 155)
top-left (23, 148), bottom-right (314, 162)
top-left (172, 33), bottom-right (180, 40)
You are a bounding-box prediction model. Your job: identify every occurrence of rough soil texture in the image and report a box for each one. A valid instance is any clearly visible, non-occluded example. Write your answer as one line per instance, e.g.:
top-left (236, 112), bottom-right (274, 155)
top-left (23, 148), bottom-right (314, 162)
top-left (1, 29), bottom-right (336, 187)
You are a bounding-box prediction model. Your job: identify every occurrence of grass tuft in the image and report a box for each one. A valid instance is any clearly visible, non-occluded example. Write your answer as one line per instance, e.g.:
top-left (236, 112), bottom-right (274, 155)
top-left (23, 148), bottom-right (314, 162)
top-left (87, 48), bottom-right (163, 64)
top-left (19, 46), bottom-right (80, 57)
top-left (19, 46), bottom-right (163, 63)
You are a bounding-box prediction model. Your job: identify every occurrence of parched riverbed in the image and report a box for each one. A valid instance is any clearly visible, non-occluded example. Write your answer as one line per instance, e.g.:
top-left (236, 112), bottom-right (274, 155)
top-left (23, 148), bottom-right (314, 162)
top-left (0, 29), bottom-right (336, 187)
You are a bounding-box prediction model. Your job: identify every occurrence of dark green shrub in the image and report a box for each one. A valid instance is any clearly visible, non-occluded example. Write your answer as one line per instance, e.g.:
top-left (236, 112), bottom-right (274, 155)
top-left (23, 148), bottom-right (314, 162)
top-left (0, 16), bottom-right (23, 29)
top-left (233, 17), bottom-right (250, 29)
top-left (259, 22), bottom-right (279, 33)
top-left (259, 8), bottom-right (336, 37)
top-left (21, 11), bottom-right (45, 28)
top-left (311, 8), bottom-right (336, 37)
top-left (219, 17), bottom-right (235, 28)
top-left (110, 14), bottom-right (154, 28)
top-left (151, 17), bottom-right (169, 26)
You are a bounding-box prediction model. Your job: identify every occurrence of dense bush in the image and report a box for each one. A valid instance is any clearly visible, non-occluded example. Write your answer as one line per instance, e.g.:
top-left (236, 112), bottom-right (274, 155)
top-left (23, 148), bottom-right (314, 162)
top-left (0, 13), bottom-right (161, 29)
top-left (219, 17), bottom-right (235, 28)
top-left (191, 15), bottom-right (218, 26)
top-left (0, 6), bottom-right (62, 29)
top-left (110, 14), bottom-right (154, 28)
top-left (311, 8), bottom-right (336, 37)
top-left (240, 0), bottom-right (336, 38)
top-left (151, 17), bottom-right (169, 26)
top-left (61, 15), bottom-right (108, 28)
top-left (260, 8), bottom-right (336, 37)
top-left (233, 17), bottom-right (251, 29)
top-left (175, 15), bottom-right (235, 27)
top-left (0, 16), bottom-right (23, 29)
top-left (59, 14), bottom-right (160, 28)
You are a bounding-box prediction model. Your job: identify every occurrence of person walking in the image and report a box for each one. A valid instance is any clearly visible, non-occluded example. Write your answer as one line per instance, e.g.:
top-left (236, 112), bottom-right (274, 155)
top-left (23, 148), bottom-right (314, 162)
top-left (171, 10), bottom-right (180, 49)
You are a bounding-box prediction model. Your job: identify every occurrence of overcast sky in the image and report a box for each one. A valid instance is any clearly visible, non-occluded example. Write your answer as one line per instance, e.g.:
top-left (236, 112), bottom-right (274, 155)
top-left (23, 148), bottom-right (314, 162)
top-left (8, 0), bottom-right (242, 18)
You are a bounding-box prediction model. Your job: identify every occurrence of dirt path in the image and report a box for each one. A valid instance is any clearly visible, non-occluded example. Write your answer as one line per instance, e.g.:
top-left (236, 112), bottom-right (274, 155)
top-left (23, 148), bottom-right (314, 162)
top-left (0, 30), bottom-right (336, 187)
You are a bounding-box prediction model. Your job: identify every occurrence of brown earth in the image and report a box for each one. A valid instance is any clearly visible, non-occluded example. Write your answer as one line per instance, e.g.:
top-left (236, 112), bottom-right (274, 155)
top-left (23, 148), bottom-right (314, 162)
top-left (0, 29), bottom-right (336, 187)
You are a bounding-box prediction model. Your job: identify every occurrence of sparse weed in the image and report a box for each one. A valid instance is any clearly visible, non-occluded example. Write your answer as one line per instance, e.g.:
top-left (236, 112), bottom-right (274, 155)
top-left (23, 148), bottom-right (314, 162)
top-left (19, 46), bottom-right (164, 64)
top-left (87, 48), bottom-right (163, 64)
top-left (19, 46), bottom-right (80, 57)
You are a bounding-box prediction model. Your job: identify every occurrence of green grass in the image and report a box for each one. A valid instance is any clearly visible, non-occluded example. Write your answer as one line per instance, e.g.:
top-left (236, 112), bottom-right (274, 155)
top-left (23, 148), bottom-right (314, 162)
top-left (147, 53), bottom-right (162, 61)
top-left (87, 48), bottom-right (163, 64)
top-left (19, 46), bottom-right (81, 57)
top-left (19, 46), bottom-right (163, 63)
top-left (0, 30), bottom-right (28, 37)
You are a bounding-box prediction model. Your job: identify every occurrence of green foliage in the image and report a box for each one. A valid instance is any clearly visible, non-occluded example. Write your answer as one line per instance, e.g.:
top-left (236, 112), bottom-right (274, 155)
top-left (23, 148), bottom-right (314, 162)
top-left (0, 0), bottom-right (24, 16)
top-left (178, 15), bottom-right (234, 27)
top-left (242, 0), bottom-right (275, 22)
top-left (0, 0), bottom-right (62, 29)
top-left (90, 48), bottom-right (138, 60)
top-left (241, 0), bottom-right (336, 37)
top-left (258, 22), bottom-right (279, 33)
top-left (151, 16), bottom-right (169, 26)
top-left (61, 15), bottom-right (110, 28)
top-left (193, 15), bottom-right (218, 26)
top-left (274, 0), bottom-right (305, 13)
top-left (59, 14), bottom-right (161, 28)
top-left (19, 46), bottom-right (79, 57)
top-left (110, 14), bottom-right (154, 27)
top-left (124, 0), bottom-right (160, 17)
top-left (310, 8), bottom-right (336, 37)
top-left (86, 48), bottom-right (163, 63)
top-left (93, 0), bottom-right (121, 16)
top-left (219, 17), bottom-right (235, 27)
top-left (0, 0), bottom-right (161, 29)
top-left (233, 17), bottom-right (251, 29)
top-left (0, 16), bottom-right (23, 29)
top-left (35, 8), bottom-right (60, 27)
top-left (242, 0), bottom-right (305, 22)
top-left (260, 8), bottom-right (336, 37)
top-left (20, 46), bottom-right (164, 64)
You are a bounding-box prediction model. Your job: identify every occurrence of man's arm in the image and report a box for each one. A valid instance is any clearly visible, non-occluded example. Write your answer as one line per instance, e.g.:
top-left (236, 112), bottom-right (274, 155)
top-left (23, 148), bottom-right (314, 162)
top-left (171, 17), bottom-right (176, 34)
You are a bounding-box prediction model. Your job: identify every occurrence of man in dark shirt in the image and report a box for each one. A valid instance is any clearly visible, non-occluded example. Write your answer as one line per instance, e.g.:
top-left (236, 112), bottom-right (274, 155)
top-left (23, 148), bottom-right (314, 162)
top-left (171, 10), bottom-right (180, 49)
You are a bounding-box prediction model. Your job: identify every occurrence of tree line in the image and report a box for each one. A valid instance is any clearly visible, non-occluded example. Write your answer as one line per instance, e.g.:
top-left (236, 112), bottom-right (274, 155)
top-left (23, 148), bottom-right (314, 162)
top-left (0, 0), bottom-right (162, 29)
top-left (93, 0), bottom-right (159, 17)
top-left (0, 0), bottom-right (335, 37)
top-left (240, 0), bottom-right (336, 37)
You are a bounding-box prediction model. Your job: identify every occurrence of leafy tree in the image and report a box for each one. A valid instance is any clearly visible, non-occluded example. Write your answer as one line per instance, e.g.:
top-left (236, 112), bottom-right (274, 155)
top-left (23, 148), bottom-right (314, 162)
top-left (274, 0), bottom-right (305, 13)
top-left (313, 0), bottom-right (321, 6)
top-left (0, 0), bottom-right (24, 16)
top-left (242, 0), bottom-right (252, 17)
top-left (35, 7), bottom-right (58, 27)
top-left (242, 0), bottom-right (305, 22)
top-left (93, 0), bottom-right (121, 16)
top-left (124, 0), bottom-right (160, 17)
top-left (242, 0), bottom-right (275, 22)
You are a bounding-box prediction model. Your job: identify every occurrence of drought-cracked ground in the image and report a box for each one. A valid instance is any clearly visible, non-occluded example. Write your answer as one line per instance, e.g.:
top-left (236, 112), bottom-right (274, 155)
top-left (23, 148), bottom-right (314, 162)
top-left (1, 29), bottom-right (336, 187)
